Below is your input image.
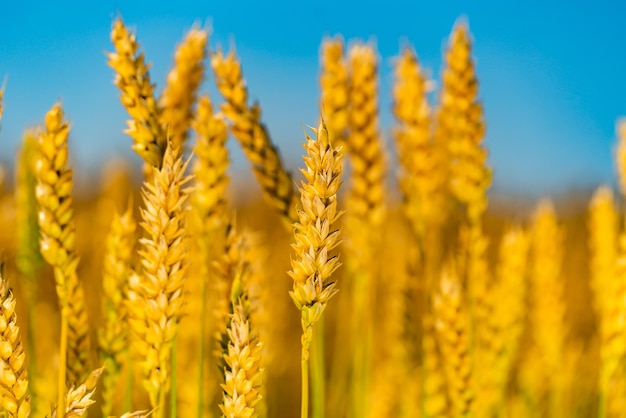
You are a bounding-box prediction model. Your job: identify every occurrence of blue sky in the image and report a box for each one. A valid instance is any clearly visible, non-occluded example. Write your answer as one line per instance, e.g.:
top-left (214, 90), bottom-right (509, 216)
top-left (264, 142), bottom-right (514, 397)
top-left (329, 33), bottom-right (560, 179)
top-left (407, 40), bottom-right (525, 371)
top-left (1, 1), bottom-right (625, 196)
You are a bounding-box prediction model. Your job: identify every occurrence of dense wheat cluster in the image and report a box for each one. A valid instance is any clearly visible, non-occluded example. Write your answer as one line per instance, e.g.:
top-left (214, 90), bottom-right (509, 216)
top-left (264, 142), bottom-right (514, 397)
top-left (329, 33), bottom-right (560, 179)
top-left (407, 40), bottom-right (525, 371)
top-left (0, 15), bottom-right (624, 418)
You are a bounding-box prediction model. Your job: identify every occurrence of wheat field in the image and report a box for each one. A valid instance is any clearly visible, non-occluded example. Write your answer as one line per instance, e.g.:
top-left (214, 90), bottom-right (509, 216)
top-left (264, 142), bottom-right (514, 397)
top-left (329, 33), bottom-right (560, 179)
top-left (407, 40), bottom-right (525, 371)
top-left (0, 15), bottom-right (623, 418)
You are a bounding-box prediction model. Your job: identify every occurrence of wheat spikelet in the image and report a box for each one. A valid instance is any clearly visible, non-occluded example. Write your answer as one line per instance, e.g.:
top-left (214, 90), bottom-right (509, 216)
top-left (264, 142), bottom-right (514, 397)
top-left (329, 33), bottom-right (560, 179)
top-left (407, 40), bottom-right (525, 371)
top-left (34, 103), bottom-right (91, 388)
top-left (392, 46), bottom-right (441, 238)
top-left (320, 37), bottom-right (349, 148)
top-left (98, 205), bottom-right (137, 417)
top-left (160, 27), bottom-right (208, 152)
top-left (435, 22), bottom-right (490, 224)
top-left (433, 264), bottom-right (473, 417)
top-left (0, 268), bottom-right (31, 418)
top-left (211, 48), bottom-right (298, 225)
top-left (49, 367), bottom-right (103, 418)
top-left (108, 18), bottom-right (166, 168)
top-left (192, 95), bottom-right (230, 230)
top-left (126, 143), bottom-right (192, 411)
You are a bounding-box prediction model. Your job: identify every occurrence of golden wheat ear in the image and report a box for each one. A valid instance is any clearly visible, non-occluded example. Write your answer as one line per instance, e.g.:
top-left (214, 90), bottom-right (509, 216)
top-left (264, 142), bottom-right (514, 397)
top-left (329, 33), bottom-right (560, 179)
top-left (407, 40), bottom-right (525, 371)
top-left (98, 204), bottom-right (137, 417)
top-left (320, 37), bottom-right (349, 149)
top-left (159, 26), bottom-right (208, 153)
top-left (126, 142), bottom-right (192, 414)
top-left (49, 367), bottom-right (104, 418)
top-left (211, 48), bottom-right (298, 226)
top-left (108, 18), bottom-right (166, 168)
top-left (34, 103), bottom-right (91, 411)
top-left (0, 265), bottom-right (31, 418)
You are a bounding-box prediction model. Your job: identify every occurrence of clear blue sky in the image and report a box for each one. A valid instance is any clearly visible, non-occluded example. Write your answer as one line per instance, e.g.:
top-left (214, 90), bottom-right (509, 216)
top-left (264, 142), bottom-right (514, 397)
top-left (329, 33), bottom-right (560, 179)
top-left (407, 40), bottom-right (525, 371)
top-left (1, 1), bottom-right (625, 196)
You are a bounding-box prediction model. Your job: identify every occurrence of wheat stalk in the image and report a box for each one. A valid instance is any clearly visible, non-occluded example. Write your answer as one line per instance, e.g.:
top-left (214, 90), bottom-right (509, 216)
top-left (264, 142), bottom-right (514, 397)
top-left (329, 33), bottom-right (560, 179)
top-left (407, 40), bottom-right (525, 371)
top-left (126, 143), bottom-right (192, 414)
top-left (211, 48), bottom-right (298, 226)
top-left (108, 18), bottom-right (166, 168)
top-left (98, 204), bottom-right (137, 417)
top-left (159, 27), bottom-right (208, 152)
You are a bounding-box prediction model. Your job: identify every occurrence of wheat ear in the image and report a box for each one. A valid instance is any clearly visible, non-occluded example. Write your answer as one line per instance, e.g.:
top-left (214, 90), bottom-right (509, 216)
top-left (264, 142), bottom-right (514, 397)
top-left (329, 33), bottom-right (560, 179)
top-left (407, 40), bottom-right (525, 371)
top-left (126, 142), bottom-right (192, 415)
top-left (98, 204), bottom-right (137, 417)
top-left (529, 200), bottom-right (566, 417)
top-left (211, 48), bottom-right (298, 226)
top-left (108, 18), bottom-right (166, 168)
top-left (434, 22), bottom-right (491, 224)
top-left (392, 46), bottom-right (441, 239)
top-left (219, 229), bottom-right (263, 418)
top-left (433, 264), bottom-right (474, 417)
top-left (34, 104), bottom-right (91, 398)
top-left (15, 129), bottom-right (45, 413)
top-left (320, 37), bottom-right (349, 148)
top-left (0, 267), bottom-right (31, 418)
top-left (49, 367), bottom-right (103, 418)
top-left (159, 27), bottom-right (208, 152)
top-left (288, 120), bottom-right (343, 418)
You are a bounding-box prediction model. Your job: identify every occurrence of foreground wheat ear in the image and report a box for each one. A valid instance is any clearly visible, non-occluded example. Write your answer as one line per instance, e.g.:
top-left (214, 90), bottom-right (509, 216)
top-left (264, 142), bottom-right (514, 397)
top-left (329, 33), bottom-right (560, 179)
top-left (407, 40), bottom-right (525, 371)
top-left (211, 48), bottom-right (299, 226)
top-left (108, 18), bottom-right (166, 168)
top-left (126, 142), bottom-right (192, 415)
top-left (289, 120), bottom-right (343, 418)
top-left (49, 367), bottom-right (103, 418)
top-left (0, 266), bottom-right (31, 418)
top-left (34, 104), bottom-right (91, 406)
top-left (219, 229), bottom-right (264, 418)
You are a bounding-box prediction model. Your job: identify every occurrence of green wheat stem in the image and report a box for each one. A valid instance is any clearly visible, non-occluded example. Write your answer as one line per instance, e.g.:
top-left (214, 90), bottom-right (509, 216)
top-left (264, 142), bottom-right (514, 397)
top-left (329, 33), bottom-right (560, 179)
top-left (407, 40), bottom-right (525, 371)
top-left (311, 319), bottom-right (325, 418)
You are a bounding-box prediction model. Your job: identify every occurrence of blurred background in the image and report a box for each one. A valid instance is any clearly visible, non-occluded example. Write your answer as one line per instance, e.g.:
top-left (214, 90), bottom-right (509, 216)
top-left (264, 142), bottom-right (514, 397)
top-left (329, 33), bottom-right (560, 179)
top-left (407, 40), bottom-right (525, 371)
top-left (1, 0), bottom-right (625, 198)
